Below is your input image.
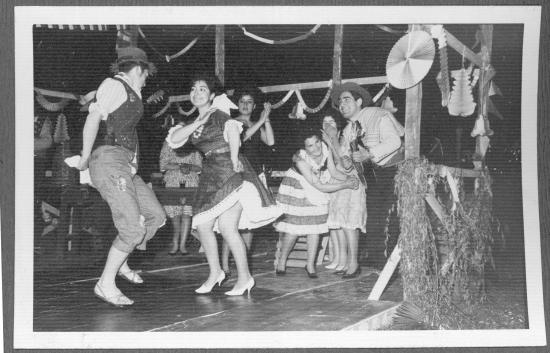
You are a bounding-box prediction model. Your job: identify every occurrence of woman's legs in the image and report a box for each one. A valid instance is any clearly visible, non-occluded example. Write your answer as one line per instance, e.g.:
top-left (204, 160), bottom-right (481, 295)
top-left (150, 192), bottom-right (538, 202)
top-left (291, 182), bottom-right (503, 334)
top-left (335, 228), bottom-right (348, 269)
top-left (179, 213), bottom-right (192, 253)
top-left (343, 227), bottom-right (360, 274)
top-left (306, 234), bottom-right (320, 274)
top-left (326, 230), bottom-right (340, 268)
top-left (221, 229), bottom-right (253, 273)
top-left (169, 215), bottom-right (182, 254)
top-left (221, 240), bottom-right (231, 273)
top-left (276, 233), bottom-right (298, 272)
top-left (218, 202), bottom-right (252, 289)
top-left (241, 230), bottom-right (253, 251)
top-left (196, 218), bottom-right (223, 288)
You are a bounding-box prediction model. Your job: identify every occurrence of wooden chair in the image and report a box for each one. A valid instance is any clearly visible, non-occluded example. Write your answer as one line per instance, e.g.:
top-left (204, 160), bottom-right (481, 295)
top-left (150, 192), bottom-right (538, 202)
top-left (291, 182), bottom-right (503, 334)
top-left (273, 233), bottom-right (330, 269)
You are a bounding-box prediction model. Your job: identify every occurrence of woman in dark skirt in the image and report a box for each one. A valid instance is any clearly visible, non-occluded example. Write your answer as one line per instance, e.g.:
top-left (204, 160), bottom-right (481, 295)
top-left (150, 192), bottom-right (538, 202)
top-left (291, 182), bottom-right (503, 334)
top-left (166, 74), bottom-right (281, 295)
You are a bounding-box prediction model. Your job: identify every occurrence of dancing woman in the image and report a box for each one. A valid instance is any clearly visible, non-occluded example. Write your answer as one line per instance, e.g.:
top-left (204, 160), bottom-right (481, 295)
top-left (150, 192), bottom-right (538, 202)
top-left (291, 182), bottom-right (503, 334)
top-left (166, 73), bottom-right (281, 295)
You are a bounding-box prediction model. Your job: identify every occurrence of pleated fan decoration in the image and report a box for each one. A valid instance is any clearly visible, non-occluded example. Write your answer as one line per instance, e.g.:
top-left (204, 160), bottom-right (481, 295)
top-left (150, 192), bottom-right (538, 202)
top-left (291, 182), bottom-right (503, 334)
top-left (386, 31), bottom-right (435, 89)
top-left (448, 67), bottom-right (476, 117)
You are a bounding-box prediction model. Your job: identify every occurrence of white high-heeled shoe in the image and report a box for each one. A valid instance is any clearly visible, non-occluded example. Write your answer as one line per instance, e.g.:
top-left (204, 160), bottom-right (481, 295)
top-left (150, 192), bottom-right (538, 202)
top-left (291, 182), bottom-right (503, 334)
top-left (224, 277), bottom-right (255, 296)
top-left (195, 271), bottom-right (226, 294)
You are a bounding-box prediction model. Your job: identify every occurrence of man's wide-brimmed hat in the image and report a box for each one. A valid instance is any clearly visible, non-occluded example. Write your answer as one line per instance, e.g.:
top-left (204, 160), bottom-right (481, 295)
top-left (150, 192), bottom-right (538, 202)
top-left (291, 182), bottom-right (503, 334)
top-left (110, 47), bottom-right (157, 75)
top-left (331, 82), bottom-right (372, 108)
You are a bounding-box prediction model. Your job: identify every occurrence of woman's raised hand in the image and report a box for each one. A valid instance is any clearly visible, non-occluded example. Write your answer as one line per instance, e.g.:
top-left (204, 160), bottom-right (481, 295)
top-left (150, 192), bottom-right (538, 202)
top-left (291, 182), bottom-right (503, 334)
top-left (260, 102), bottom-right (272, 122)
top-left (320, 129), bottom-right (334, 147)
top-left (322, 121), bottom-right (338, 140)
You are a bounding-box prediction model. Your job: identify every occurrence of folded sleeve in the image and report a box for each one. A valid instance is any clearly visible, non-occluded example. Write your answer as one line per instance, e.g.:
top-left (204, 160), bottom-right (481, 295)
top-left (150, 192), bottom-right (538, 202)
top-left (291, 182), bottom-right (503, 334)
top-left (223, 119), bottom-right (243, 143)
top-left (88, 78), bottom-right (127, 119)
top-left (369, 117), bottom-right (402, 163)
top-left (165, 125), bottom-right (188, 149)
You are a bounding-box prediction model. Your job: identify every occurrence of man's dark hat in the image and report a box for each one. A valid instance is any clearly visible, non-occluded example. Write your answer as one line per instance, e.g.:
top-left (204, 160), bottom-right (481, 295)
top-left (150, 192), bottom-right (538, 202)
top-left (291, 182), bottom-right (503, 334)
top-left (331, 82), bottom-right (372, 108)
top-left (110, 47), bottom-right (157, 75)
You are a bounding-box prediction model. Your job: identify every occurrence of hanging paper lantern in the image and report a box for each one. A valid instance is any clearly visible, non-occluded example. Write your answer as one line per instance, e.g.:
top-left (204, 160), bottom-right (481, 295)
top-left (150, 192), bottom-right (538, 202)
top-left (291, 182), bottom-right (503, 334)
top-left (386, 31), bottom-right (435, 89)
top-left (448, 68), bottom-right (476, 117)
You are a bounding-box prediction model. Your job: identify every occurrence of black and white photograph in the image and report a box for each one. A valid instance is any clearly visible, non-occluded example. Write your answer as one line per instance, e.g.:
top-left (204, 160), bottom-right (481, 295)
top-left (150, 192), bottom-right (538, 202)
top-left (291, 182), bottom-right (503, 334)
top-left (9, 4), bottom-right (547, 350)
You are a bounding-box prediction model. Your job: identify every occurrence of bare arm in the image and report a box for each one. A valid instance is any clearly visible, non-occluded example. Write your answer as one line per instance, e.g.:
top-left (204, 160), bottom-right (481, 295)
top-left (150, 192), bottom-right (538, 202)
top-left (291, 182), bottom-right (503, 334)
top-left (169, 108), bottom-right (216, 146)
top-left (77, 110), bottom-right (103, 170)
top-left (243, 103), bottom-right (275, 146)
top-left (226, 122), bottom-right (243, 172)
top-left (259, 103), bottom-right (275, 145)
top-left (295, 158), bottom-right (357, 193)
top-left (326, 148), bottom-right (348, 181)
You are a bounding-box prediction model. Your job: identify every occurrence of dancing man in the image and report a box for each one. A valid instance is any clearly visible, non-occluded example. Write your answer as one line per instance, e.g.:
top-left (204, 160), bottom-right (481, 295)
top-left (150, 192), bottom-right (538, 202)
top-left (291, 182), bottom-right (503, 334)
top-left (77, 47), bottom-right (166, 307)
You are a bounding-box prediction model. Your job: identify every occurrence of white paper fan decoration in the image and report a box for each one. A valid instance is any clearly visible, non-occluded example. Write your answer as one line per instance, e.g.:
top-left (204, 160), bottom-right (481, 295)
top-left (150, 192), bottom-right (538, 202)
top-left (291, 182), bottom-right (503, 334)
top-left (386, 31), bottom-right (435, 89)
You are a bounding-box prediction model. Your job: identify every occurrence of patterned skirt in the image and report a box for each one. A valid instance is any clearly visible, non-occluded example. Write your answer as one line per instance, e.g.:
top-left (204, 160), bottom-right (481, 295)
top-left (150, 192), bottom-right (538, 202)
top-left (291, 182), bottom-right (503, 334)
top-left (191, 151), bottom-right (281, 230)
top-left (274, 168), bottom-right (329, 235)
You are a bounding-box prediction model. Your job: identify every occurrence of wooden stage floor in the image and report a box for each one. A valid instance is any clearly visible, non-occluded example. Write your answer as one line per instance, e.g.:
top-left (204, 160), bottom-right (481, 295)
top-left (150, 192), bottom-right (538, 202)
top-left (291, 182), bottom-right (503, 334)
top-left (34, 250), bottom-right (403, 332)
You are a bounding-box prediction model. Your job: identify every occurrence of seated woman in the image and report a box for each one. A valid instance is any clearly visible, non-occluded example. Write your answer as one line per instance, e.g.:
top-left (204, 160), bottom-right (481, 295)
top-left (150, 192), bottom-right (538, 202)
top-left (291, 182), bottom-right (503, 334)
top-left (159, 132), bottom-right (202, 255)
top-left (221, 86), bottom-right (275, 276)
top-left (166, 73), bottom-right (281, 295)
top-left (274, 125), bottom-right (359, 278)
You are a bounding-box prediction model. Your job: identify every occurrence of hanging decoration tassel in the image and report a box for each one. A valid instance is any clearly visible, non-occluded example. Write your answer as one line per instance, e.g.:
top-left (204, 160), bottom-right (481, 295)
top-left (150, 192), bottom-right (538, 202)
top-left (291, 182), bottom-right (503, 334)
top-left (430, 25), bottom-right (450, 107)
top-left (380, 96), bottom-right (398, 113)
top-left (288, 102), bottom-right (306, 120)
top-left (35, 92), bottom-right (71, 112)
top-left (53, 113), bottom-right (70, 143)
top-left (470, 65), bottom-right (480, 89)
top-left (448, 67), bottom-right (476, 117)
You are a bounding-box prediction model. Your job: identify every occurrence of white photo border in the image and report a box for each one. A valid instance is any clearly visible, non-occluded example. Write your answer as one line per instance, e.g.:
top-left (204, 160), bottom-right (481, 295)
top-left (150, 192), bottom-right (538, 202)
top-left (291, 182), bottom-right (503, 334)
top-left (14, 5), bottom-right (545, 349)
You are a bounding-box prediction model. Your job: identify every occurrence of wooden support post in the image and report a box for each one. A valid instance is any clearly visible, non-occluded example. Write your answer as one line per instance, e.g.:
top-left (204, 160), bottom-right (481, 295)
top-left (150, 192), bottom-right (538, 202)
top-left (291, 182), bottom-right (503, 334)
top-left (215, 25), bottom-right (225, 86)
top-left (405, 83), bottom-right (422, 159)
top-left (424, 194), bottom-right (447, 225)
top-left (475, 25), bottom-right (493, 163)
top-left (368, 245), bottom-right (401, 301)
top-left (404, 24), bottom-right (422, 160)
top-left (332, 25), bottom-right (344, 85)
